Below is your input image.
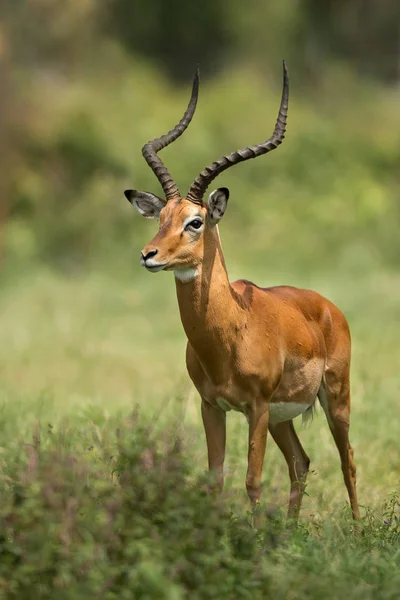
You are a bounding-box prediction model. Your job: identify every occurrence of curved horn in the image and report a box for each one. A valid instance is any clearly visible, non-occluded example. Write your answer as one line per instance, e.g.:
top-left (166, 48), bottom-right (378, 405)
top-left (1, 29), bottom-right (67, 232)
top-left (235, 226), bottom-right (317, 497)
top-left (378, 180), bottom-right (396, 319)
top-left (142, 67), bottom-right (200, 201)
top-left (186, 61), bottom-right (289, 205)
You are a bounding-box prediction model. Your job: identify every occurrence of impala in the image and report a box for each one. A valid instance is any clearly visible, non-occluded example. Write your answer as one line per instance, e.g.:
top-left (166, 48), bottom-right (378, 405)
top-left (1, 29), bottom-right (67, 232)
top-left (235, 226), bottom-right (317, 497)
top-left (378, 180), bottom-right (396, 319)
top-left (124, 63), bottom-right (360, 522)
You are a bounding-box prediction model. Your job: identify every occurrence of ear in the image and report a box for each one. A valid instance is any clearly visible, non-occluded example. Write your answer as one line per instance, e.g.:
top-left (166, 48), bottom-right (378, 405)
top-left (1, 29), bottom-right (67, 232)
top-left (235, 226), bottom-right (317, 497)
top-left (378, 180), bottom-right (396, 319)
top-left (207, 187), bottom-right (229, 225)
top-left (124, 189), bottom-right (165, 219)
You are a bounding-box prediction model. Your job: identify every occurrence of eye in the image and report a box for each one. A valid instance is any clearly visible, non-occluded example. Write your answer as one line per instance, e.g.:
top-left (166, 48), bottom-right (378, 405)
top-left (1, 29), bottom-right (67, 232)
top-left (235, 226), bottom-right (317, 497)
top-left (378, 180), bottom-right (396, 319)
top-left (185, 219), bottom-right (203, 231)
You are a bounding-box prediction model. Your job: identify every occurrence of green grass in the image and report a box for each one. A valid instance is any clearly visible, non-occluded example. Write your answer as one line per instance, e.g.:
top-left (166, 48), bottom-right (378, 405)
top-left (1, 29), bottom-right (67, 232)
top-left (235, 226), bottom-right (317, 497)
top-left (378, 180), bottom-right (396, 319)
top-left (2, 51), bottom-right (400, 598)
top-left (0, 249), bottom-right (399, 597)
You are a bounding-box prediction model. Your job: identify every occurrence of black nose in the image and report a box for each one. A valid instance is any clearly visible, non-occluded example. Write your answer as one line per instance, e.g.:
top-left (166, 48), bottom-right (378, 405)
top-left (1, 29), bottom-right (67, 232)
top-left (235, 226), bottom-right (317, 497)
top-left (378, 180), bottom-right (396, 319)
top-left (141, 249), bottom-right (158, 261)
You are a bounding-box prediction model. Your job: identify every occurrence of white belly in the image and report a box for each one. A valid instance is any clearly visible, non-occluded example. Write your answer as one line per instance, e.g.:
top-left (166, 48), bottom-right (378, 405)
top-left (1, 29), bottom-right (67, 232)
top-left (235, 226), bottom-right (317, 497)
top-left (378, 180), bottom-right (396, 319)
top-left (214, 397), bottom-right (311, 426)
top-left (269, 401), bottom-right (312, 425)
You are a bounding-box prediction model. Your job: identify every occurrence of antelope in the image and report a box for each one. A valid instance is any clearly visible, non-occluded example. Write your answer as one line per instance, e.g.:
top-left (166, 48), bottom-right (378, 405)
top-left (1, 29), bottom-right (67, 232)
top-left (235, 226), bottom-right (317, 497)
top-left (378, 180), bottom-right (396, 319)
top-left (124, 63), bottom-right (360, 522)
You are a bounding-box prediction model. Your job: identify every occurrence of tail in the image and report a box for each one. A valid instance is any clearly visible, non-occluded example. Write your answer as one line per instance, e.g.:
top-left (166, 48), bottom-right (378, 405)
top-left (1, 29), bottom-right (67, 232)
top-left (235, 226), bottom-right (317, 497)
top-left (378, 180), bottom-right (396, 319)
top-left (302, 399), bottom-right (318, 426)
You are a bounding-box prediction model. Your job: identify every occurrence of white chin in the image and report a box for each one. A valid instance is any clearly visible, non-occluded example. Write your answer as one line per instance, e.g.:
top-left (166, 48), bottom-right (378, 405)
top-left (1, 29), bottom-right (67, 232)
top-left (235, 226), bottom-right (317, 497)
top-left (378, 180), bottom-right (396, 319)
top-left (145, 264), bottom-right (165, 273)
top-left (174, 268), bottom-right (198, 282)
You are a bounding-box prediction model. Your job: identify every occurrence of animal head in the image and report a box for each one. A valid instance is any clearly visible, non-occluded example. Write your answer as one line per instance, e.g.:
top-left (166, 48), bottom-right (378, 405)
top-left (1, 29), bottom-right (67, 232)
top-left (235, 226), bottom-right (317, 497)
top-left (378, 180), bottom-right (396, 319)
top-left (125, 63), bottom-right (289, 280)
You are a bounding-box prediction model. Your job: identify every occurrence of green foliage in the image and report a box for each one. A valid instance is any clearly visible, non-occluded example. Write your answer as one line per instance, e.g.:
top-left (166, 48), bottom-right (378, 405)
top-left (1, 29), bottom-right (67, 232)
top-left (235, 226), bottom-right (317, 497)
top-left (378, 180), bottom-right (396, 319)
top-left (4, 53), bottom-right (400, 272)
top-left (2, 0), bottom-right (100, 72)
top-left (0, 420), bottom-right (271, 599)
top-left (0, 255), bottom-right (399, 598)
top-left (2, 1), bottom-right (400, 271)
top-left (12, 108), bottom-right (128, 266)
top-left (107, 0), bottom-right (232, 81)
top-left (1, 3), bottom-right (399, 597)
top-left (103, 0), bottom-right (400, 84)
top-left (300, 0), bottom-right (400, 83)
top-left (0, 418), bottom-right (399, 599)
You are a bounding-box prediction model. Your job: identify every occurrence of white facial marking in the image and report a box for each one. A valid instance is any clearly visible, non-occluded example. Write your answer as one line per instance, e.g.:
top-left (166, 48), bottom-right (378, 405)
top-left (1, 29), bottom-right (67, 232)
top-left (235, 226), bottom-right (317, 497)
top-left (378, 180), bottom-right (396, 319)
top-left (141, 258), bottom-right (167, 272)
top-left (145, 264), bottom-right (166, 272)
top-left (174, 267), bottom-right (198, 282)
top-left (269, 402), bottom-right (313, 425)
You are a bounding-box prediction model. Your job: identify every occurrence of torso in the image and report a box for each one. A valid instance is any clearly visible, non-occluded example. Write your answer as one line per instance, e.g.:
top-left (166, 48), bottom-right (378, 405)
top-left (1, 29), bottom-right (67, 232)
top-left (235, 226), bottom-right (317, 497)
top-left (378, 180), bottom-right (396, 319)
top-left (185, 280), bottom-right (337, 425)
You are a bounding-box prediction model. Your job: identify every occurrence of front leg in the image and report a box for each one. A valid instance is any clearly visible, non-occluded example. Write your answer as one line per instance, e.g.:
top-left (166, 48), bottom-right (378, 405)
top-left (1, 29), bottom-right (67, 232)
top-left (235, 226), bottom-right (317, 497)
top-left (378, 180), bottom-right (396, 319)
top-left (246, 402), bottom-right (270, 507)
top-left (201, 399), bottom-right (226, 493)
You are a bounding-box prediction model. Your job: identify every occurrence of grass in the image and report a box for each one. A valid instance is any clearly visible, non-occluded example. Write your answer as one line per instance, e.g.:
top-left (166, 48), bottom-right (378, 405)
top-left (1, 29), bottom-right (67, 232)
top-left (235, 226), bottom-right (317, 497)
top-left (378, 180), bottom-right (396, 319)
top-left (2, 52), bottom-right (400, 598)
top-left (0, 244), bottom-right (399, 597)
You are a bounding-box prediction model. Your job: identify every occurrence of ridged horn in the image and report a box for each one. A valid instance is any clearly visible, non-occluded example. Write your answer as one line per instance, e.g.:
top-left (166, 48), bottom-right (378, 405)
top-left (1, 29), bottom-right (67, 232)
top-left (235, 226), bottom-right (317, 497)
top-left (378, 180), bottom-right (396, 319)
top-left (142, 67), bottom-right (200, 201)
top-left (186, 61), bottom-right (288, 205)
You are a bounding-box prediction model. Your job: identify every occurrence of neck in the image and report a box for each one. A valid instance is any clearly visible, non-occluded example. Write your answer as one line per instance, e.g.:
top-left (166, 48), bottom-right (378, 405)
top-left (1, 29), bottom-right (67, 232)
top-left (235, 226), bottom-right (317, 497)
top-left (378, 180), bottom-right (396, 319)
top-left (174, 227), bottom-right (240, 376)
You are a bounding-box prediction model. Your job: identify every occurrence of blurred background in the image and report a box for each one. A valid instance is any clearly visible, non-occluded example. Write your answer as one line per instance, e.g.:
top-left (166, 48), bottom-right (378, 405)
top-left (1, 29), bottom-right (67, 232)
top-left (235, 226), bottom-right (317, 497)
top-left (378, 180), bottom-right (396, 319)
top-left (0, 5), bottom-right (400, 589)
top-left (0, 1), bottom-right (399, 511)
top-left (1, 0), bottom-right (399, 272)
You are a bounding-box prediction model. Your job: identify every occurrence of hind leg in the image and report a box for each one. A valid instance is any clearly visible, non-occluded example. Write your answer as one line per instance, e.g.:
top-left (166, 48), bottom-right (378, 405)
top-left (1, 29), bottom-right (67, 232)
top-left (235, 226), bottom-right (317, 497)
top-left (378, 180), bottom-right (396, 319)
top-left (269, 420), bottom-right (310, 521)
top-left (319, 368), bottom-right (360, 520)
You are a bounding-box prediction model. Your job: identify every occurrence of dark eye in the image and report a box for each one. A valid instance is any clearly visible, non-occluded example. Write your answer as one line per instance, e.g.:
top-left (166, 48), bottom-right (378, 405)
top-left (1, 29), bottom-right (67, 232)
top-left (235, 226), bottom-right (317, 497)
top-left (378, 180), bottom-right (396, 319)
top-left (186, 219), bottom-right (203, 230)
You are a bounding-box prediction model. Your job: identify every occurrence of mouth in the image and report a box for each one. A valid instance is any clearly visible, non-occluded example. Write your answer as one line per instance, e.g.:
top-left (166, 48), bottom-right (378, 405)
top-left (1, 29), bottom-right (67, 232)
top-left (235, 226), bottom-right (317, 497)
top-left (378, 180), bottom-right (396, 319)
top-left (141, 259), bottom-right (168, 273)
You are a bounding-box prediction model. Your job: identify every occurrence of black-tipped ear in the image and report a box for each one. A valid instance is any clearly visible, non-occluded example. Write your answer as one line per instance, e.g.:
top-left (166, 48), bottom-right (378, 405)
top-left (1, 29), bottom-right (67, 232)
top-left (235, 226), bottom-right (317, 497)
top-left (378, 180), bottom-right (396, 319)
top-left (124, 189), bottom-right (135, 204)
top-left (207, 187), bottom-right (229, 225)
top-left (124, 190), bottom-right (166, 219)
